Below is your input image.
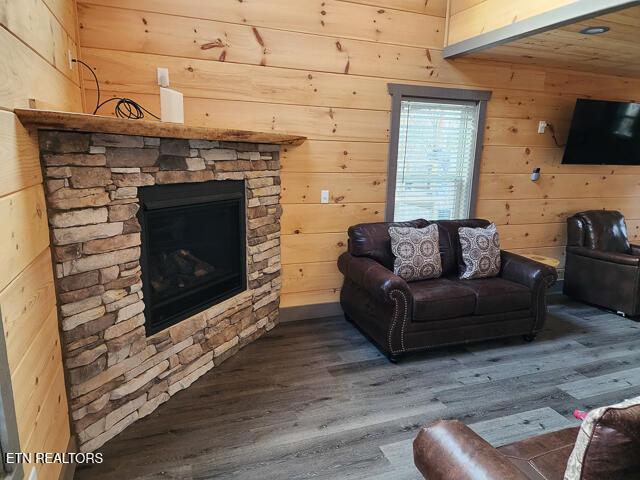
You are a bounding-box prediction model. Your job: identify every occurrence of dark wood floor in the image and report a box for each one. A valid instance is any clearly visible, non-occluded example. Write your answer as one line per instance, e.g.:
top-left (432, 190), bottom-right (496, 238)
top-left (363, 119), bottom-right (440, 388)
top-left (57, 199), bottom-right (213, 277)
top-left (76, 296), bottom-right (640, 479)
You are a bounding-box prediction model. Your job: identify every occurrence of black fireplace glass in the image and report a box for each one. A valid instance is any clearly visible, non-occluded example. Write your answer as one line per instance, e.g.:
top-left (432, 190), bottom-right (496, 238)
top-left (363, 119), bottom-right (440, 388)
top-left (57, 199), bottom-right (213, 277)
top-left (138, 181), bottom-right (246, 335)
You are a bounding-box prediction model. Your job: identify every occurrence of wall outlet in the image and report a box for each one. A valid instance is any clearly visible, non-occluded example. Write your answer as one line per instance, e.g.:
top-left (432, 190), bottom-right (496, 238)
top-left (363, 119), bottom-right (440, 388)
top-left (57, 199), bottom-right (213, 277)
top-left (320, 190), bottom-right (329, 204)
top-left (67, 50), bottom-right (74, 70)
top-left (157, 67), bottom-right (170, 87)
top-left (537, 121), bottom-right (547, 134)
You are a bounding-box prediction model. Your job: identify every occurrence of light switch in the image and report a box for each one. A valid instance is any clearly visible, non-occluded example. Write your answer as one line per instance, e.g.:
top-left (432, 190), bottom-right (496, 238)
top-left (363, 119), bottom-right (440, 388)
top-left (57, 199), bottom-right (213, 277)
top-left (157, 67), bottom-right (170, 87)
top-left (320, 190), bottom-right (329, 203)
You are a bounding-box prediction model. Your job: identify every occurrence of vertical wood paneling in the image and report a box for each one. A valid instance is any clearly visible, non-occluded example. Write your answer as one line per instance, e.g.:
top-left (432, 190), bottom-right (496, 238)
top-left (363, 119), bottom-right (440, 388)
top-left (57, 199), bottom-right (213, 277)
top-left (0, 0), bottom-right (80, 83)
top-left (76, 4), bottom-right (547, 91)
top-left (77, 0), bottom-right (445, 49)
top-left (340, 0), bottom-right (447, 16)
top-left (0, 1), bottom-right (81, 478)
top-left (0, 186), bottom-right (51, 292)
top-left (0, 111), bottom-right (43, 197)
top-left (281, 141), bottom-right (389, 173)
top-left (11, 308), bottom-right (63, 446)
top-left (0, 250), bottom-right (57, 372)
top-left (42, 0), bottom-right (79, 38)
top-left (76, 1), bottom-right (640, 309)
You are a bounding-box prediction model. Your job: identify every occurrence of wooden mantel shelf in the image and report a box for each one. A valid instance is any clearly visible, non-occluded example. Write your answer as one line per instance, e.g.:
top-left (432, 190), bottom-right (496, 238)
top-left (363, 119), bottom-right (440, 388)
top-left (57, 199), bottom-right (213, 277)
top-left (14, 109), bottom-right (307, 146)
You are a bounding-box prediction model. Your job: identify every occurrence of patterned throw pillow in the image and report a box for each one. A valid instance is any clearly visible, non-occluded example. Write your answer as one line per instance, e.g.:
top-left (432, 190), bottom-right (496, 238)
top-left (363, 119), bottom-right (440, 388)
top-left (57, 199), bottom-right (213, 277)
top-left (564, 396), bottom-right (640, 479)
top-left (389, 224), bottom-right (442, 282)
top-left (458, 223), bottom-right (501, 279)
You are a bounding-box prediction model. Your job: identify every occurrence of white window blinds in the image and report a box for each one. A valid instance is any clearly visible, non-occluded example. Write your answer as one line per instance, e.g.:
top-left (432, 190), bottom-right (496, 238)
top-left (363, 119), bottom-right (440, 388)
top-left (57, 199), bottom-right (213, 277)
top-left (392, 98), bottom-right (479, 222)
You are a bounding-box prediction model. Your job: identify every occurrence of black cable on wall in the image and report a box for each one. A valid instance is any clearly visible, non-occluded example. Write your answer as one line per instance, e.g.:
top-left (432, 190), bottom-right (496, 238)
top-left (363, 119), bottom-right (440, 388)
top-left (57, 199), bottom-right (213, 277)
top-left (73, 59), bottom-right (160, 120)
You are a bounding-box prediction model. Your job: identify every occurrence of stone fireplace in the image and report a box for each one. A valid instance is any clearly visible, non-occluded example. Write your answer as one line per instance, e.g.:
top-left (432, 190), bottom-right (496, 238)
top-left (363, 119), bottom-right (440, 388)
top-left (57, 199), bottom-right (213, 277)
top-left (17, 111), bottom-right (305, 453)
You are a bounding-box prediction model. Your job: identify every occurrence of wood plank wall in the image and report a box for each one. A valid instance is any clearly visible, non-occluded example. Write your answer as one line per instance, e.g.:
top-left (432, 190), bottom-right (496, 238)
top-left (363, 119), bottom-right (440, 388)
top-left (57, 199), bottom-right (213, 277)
top-left (0, 1), bottom-right (82, 478)
top-left (447, 0), bottom-right (578, 45)
top-left (75, 0), bottom-right (640, 312)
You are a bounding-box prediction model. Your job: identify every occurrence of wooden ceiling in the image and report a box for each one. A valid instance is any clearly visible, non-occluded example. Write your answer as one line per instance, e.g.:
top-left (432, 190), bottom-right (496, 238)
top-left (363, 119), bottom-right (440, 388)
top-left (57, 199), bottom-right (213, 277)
top-left (467, 5), bottom-right (640, 78)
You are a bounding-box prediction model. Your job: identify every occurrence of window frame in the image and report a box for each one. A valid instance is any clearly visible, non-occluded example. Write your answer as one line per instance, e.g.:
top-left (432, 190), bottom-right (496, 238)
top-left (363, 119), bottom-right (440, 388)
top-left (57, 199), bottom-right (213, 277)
top-left (0, 307), bottom-right (23, 480)
top-left (385, 84), bottom-right (492, 222)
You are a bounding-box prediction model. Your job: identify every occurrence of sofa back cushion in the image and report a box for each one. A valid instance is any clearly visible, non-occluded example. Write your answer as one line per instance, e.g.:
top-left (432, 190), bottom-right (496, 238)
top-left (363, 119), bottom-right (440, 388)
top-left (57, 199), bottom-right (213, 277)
top-left (564, 396), bottom-right (640, 479)
top-left (568, 210), bottom-right (630, 253)
top-left (348, 219), bottom-right (429, 270)
top-left (434, 219), bottom-right (491, 275)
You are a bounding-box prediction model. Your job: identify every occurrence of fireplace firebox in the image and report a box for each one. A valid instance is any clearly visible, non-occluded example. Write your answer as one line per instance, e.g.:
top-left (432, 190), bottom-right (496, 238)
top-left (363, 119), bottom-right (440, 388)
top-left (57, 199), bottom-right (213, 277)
top-left (138, 180), bottom-right (246, 335)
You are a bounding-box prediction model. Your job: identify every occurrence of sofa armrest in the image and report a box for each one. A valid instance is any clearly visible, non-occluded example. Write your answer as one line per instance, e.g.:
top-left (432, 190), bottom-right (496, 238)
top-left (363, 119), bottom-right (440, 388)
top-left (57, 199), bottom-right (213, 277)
top-left (337, 253), bottom-right (410, 304)
top-left (500, 251), bottom-right (557, 290)
top-left (628, 244), bottom-right (640, 257)
top-left (413, 420), bottom-right (528, 480)
top-left (567, 246), bottom-right (640, 266)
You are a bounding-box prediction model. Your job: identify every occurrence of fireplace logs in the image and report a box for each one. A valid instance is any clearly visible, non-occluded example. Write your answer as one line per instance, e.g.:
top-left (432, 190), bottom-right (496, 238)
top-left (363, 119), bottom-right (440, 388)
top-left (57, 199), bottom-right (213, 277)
top-left (150, 249), bottom-right (217, 293)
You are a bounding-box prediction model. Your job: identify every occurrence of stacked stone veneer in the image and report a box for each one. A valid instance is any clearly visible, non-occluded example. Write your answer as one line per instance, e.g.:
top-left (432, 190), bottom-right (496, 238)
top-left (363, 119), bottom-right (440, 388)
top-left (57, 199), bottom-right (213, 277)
top-left (38, 130), bottom-right (282, 452)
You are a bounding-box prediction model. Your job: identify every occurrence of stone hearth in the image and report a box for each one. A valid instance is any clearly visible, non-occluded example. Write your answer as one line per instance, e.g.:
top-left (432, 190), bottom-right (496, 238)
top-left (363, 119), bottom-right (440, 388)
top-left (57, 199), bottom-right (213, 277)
top-left (38, 130), bottom-right (282, 451)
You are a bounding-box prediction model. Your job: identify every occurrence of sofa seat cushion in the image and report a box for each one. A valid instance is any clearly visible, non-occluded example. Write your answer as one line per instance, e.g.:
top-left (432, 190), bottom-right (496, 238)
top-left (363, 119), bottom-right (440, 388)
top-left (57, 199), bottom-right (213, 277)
top-left (409, 278), bottom-right (476, 322)
top-left (457, 278), bottom-right (531, 315)
top-left (497, 427), bottom-right (579, 480)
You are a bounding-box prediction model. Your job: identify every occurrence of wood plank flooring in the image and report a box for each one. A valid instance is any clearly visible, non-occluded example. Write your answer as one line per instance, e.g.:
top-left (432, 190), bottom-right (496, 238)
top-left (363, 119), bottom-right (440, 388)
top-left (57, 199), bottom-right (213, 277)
top-left (76, 296), bottom-right (640, 479)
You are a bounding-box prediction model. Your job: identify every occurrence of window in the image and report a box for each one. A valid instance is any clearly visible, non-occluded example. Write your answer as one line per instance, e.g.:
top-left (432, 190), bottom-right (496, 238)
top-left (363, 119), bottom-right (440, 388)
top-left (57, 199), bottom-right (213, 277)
top-left (386, 85), bottom-right (491, 222)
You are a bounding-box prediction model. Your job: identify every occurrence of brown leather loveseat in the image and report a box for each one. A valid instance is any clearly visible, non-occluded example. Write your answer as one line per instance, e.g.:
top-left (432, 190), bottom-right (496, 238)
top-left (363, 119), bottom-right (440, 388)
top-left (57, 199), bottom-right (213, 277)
top-left (413, 400), bottom-right (640, 479)
top-left (564, 210), bottom-right (640, 316)
top-left (337, 219), bottom-right (557, 361)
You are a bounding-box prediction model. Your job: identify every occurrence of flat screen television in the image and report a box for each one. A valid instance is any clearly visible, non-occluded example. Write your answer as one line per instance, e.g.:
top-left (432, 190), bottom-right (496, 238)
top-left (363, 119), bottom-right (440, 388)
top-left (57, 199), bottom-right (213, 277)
top-left (562, 98), bottom-right (640, 165)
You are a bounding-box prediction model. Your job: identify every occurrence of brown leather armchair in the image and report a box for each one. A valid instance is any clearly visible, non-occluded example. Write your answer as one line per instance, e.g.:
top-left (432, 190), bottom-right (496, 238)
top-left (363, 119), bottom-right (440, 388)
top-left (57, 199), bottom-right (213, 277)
top-left (337, 219), bottom-right (557, 361)
top-left (413, 401), bottom-right (640, 480)
top-left (564, 210), bottom-right (640, 316)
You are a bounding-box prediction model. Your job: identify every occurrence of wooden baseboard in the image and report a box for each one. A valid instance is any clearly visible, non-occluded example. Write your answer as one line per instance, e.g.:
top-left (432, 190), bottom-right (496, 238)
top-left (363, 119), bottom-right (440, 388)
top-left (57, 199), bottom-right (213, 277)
top-left (280, 302), bottom-right (342, 322)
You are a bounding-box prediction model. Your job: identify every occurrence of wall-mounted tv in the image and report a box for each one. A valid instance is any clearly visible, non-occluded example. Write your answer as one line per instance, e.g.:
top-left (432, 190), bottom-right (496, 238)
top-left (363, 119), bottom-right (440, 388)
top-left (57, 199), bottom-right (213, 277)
top-left (562, 98), bottom-right (640, 165)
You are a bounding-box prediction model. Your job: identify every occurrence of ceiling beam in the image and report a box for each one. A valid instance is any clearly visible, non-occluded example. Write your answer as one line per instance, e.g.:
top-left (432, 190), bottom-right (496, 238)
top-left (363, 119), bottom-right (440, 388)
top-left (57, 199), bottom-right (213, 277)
top-left (443, 0), bottom-right (640, 59)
